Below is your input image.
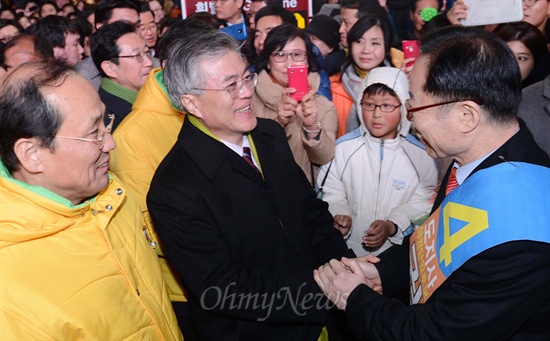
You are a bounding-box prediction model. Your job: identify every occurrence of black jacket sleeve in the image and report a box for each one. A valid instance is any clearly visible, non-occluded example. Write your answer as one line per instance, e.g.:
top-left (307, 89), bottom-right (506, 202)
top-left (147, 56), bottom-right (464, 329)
top-left (345, 241), bottom-right (550, 341)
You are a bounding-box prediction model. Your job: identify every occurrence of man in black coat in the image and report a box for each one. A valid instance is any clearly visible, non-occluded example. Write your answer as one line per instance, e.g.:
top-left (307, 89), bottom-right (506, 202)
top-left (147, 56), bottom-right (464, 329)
top-left (147, 29), bottom-right (354, 340)
top-left (314, 26), bottom-right (550, 340)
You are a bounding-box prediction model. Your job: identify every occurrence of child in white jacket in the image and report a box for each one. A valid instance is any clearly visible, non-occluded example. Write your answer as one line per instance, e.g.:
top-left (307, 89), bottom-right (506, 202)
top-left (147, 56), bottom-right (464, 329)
top-left (317, 67), bottom-right (438, 256)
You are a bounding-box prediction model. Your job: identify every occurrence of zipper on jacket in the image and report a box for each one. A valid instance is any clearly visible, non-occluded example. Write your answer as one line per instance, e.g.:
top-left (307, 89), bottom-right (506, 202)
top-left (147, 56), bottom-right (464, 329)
top-left (374, 140), bottom-right (384, 218)
top-left (142, 225), bottom-right (158, 248)
top-left (91, 209), bottom-right (104, 215)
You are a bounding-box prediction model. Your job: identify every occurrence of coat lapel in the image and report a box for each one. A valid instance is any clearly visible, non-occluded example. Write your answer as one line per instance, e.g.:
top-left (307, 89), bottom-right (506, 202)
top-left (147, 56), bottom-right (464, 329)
top-left (178, 116), bottom-right (267, 186)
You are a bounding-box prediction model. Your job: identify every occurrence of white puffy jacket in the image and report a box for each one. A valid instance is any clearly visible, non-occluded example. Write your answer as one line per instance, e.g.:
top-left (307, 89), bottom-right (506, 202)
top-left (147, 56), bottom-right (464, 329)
top-left (317, 67), bottom-right (438, 256)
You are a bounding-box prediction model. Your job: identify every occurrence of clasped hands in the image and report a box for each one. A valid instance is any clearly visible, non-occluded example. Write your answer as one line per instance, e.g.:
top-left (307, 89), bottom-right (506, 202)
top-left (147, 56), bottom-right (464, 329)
top-left (333, 216), bottom-right (396, 249)
top-left (313, 255), bottom-right (382, 311)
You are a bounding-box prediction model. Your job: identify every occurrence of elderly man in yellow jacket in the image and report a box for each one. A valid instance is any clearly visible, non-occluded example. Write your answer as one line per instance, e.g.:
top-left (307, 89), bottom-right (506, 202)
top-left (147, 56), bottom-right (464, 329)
top-left (0, 60), bottom-right (182, 340)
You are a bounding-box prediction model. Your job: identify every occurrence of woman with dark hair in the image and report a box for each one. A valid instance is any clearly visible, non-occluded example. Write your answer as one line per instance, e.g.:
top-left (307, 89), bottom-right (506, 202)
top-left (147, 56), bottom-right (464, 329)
top-left (252, 24), bottom-right (337, 185)
top-left (330, 16), bottom-right (398, 138)
top-left (0, 19), bottom-right (22, 44)
top-left (495, 22), bottom-right (547, 88)
top-left (15, 13), bottom-right (32, 29)
top-left (39, 0), bottom-right (59, 18)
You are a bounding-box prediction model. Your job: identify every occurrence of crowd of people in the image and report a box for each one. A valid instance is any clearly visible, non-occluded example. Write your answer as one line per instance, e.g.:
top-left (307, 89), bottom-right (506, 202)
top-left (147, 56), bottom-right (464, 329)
top-left (1, 0), bottom-right (549, 340)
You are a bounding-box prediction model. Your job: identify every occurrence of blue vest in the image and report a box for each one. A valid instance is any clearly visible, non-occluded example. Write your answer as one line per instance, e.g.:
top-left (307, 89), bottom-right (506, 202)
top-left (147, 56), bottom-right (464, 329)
top-left (409, 162), bottom-right (550, 304)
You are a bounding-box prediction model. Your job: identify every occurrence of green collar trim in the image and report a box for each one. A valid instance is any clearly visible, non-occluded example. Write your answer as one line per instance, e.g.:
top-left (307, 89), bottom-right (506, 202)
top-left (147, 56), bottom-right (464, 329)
top-left (154, 70), bottom-right (185, 112)
top-left (101, 77), bottom-right (138, 104)
top-left (188, 115), bottom-right (221, 142)
top-left (0, 159), bottom-right (97, 208)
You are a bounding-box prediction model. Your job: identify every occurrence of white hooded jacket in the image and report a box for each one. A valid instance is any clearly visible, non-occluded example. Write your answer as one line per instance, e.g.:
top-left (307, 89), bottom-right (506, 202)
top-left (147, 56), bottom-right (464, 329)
top-left (317, 67), bottom-right (438, 256)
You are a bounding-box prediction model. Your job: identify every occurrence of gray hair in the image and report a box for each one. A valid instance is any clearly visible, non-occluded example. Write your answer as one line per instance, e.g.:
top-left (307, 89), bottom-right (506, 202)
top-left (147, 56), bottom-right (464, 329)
top-left (163, 30), bottom-right (241, 112)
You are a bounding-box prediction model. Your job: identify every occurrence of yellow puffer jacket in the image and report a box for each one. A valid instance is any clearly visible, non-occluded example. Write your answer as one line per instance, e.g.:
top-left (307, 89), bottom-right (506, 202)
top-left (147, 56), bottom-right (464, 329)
top-left (0, 163), bottom-right (182, 340)
top-left (110, 67), bottom-right (187, 303)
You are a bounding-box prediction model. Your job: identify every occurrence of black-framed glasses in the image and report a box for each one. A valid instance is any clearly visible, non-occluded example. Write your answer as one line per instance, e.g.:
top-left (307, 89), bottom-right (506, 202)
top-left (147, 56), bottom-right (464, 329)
top-left (361, 102), bottom-right (401, 113)
top-left (271, 50), bottom-right (307, 63)
top-left (405, 99), bottom-right (467, 121)
top-left (523, 0), bottom-right (539, 7)
top-left (116, 49), bottom-right (153, 63)
top-left (192, 73), bottom-right (257, 99)
top-left (55, 114), bottom-right (115, 150)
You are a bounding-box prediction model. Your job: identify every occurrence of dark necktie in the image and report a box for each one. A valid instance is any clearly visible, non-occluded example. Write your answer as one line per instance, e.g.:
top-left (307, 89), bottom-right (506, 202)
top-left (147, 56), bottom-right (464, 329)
top-left (445, 167), bottom-right (459, 195)
top-left (242, 147), bottom-right (260, 173)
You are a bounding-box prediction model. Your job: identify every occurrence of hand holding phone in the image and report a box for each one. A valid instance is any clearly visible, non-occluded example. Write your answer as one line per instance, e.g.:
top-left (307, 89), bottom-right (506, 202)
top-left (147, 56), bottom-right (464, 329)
top-left (287, 65), bottom-right (309, 102)
top-left (220, 23), bottom-right (248, 41)
top-left (402, 40), bottom-right (420, 68)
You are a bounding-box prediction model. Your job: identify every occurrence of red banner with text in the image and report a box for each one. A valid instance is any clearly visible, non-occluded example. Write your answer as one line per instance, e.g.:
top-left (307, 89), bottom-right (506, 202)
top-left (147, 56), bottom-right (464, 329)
top-left (180, 0), bottom-right (312, 27)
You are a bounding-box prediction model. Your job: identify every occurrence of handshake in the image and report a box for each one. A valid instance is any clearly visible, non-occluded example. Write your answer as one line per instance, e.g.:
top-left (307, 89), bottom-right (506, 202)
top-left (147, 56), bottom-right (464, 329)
top-left (313, 255), bottom-right (383, 311)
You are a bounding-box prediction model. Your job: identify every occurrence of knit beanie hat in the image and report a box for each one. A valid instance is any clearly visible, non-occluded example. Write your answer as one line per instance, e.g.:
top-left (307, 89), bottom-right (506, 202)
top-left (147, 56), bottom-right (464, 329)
top-left (304, 14), bottom-right (340, 51)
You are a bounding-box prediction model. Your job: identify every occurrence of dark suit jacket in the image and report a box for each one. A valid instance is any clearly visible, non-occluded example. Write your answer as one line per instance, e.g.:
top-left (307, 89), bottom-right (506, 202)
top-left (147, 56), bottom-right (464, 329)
top-left (147, 117), bottom-right (353, 341)
top-left (344, 120), bottom-right (550, 340)
top-left (98, 88), bottom-right (132, 132)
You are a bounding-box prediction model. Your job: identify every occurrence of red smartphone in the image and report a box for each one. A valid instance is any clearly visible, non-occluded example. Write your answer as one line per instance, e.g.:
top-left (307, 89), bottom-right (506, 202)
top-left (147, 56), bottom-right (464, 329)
top-left (287, 65), bottom-right (309, 102)
top-left (402, 40), bottom-right (421, 68)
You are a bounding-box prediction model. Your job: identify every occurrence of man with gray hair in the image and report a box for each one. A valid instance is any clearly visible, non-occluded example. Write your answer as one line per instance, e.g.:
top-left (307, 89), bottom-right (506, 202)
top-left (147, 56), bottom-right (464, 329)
top-left (0, 60), bottom-right (181, 339)
top-left (147, 30), bottom-right (355, 340)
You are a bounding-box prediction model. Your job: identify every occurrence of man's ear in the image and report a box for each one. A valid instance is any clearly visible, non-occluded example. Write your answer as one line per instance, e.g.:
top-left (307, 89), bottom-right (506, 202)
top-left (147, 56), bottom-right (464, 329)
top-left (458, 100), bottom-right (481, 133)
top-left (181, 94), bottom-right (203, 119)
top-left (13, 138), bottom-right (45, 174)
top-left (101, 60), bottom-right (118, 79)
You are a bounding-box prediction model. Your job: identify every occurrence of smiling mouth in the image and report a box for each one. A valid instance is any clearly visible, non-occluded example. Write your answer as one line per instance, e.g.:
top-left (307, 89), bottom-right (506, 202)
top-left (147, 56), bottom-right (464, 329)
top-left (98, 160), bottom-right (109, 170)
top-left (236, 105), bottom-right (251, 113)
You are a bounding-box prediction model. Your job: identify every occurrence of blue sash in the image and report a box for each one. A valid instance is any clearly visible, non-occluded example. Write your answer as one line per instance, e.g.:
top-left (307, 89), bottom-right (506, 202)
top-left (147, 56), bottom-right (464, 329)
top-left (409, 162), bottom-right (550, 304)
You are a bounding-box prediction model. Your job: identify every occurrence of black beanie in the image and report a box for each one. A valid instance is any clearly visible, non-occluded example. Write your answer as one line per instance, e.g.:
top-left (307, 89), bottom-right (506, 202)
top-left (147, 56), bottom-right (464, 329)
top-left (304, 14), bottom-right (340, 51)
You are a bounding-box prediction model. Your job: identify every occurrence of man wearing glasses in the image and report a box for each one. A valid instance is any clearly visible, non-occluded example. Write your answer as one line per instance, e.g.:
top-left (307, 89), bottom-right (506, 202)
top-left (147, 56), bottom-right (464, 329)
top-left (147, 29), bottom-right (356, 340)
top-left (314, 26), bottom-right (550, 339)
top-left (0, 60), bottom-right (181, 339)
top-left (92, 21), bottom-right (154, 131)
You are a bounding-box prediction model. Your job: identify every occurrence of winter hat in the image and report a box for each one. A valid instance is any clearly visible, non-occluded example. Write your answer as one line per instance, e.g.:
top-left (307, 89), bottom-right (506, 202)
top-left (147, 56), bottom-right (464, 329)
top-left (358, 67), bottom-right (411, 134)
top-left (304, 14), bottom-right (340, 51)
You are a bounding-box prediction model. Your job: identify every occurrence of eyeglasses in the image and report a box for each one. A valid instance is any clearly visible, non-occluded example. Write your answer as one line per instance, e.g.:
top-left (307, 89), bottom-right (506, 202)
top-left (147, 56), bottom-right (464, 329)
top-left (116, 49), bottom-right (153, 63)
top-left (271, 50), bottom-right (307, 63)
top-left (139, 23), bottom-right (158, 32)
top-left (54, 114), bottom-right (115, 150)
top-left (405, 99), bottom-right (467, 121)
top-left (192, 73), bottom-right (257, 99)
top-left (361, 102), bottom-right (401, 113)
top-left (523, 0), bottom-right (540, 7)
